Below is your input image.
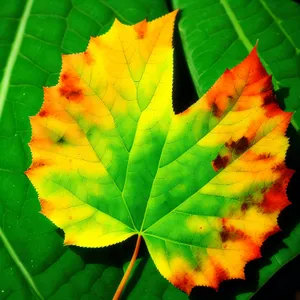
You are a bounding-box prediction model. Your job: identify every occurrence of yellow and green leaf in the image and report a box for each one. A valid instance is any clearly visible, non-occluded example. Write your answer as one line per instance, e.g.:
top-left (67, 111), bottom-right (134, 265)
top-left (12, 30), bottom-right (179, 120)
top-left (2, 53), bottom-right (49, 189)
top-left (26, 11), bottom-right (294, 295)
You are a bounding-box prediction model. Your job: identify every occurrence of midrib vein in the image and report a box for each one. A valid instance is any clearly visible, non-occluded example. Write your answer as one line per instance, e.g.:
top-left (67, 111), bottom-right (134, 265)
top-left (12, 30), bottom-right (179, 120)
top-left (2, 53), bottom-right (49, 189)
top-left (0, 226), bottom-right (43, 299)
top-left (0, 0), bottom-right (34, 119)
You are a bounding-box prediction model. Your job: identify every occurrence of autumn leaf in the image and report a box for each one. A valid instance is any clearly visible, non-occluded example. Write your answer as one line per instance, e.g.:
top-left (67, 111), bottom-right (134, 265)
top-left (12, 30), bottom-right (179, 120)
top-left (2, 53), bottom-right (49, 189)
top-left (26, 10), bottom-right (294, 298)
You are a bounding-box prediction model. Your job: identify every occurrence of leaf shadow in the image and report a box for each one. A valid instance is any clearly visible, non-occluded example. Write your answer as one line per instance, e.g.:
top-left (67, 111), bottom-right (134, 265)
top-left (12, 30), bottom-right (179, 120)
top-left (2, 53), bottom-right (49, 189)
top-left (190, 87), bottom-right (300, 299)
top-left (56, 228), bottom-right (123, 268)
top-left (172, 9), bottom-right (198, 114)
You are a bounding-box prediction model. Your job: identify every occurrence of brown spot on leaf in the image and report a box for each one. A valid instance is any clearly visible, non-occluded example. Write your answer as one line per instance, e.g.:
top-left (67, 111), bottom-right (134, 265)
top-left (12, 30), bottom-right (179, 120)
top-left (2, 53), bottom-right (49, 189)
top-left (171, 272), bottom-right (195, 295)
top-left (212, 102), bottom-right (222, 118)
top-left (57, 136), bottom-right (66, 145)
top-left (59, 72), bottom-right (84, 102)
top-left (212, 154), bottom-right (229, 172)
top-left (257, 152), bottom-right (272, 160)
top-left (241, 202), bottom-right (249, 212)
top-left (59, 86), bottom-right (83, 102)
top-left (228, 136), bottom-right (249, 155)
top-left (220, 225), bottom-right (246, 242)
top-left (262, 90), bottom-right (275, 106)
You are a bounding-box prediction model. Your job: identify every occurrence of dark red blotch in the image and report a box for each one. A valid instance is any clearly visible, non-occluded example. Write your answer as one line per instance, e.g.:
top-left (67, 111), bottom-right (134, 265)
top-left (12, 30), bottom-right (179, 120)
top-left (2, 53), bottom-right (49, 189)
top-left (226, 136), bottom-right (249, 155)
top-left (59, 72), bottom-right (83, 102)
top-left (212, 154), bottom-right (229, 172)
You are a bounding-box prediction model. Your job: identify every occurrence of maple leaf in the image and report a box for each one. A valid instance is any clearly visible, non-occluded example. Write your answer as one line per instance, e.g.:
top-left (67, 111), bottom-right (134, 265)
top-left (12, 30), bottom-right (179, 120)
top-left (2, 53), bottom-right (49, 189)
top-left (26, 10), bottom-right (294, 298)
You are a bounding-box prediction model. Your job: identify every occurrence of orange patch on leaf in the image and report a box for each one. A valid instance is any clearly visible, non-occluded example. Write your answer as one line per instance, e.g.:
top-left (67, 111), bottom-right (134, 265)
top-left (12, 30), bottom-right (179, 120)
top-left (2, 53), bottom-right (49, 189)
top-left (171, 272), bottom-right (196, 295)
top-left (39, 198), bottom-right (53, 216)
top-left (134, 19), bottom-right (148, 39)
top-left (180, 107), bottom-right (190, 115)
top-left (64, 238), bottom-right (75, 246)
top-left (25, 160), bottom-right (47, 175)
top-left (205, 69), bottom-right (235, 118)
top-left (83, 51), bottom-right (94, 65)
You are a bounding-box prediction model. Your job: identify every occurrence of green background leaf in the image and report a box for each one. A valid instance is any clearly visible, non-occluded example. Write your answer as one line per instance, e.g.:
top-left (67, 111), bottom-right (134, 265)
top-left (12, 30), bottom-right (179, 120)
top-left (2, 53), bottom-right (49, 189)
top-left (0, 0), bottom-right (299, 299)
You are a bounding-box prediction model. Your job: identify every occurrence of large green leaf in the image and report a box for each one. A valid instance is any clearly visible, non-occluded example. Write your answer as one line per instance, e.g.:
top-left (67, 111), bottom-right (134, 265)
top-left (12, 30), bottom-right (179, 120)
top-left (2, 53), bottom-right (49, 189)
top-left (0, 1), bottom-right (186, 299)
top-left (171, 0), bottom-right (300, 298)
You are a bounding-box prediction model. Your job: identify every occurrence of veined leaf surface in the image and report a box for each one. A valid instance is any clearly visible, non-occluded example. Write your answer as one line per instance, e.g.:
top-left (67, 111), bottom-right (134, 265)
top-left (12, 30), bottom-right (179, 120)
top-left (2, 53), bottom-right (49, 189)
top-left (26, 11), bottom-right (294, 296)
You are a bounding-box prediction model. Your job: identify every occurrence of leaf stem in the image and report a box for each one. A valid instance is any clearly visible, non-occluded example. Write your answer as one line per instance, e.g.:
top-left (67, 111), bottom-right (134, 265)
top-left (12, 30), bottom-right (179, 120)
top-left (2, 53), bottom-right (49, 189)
top-left (113, 235), bottom-right (142, 300)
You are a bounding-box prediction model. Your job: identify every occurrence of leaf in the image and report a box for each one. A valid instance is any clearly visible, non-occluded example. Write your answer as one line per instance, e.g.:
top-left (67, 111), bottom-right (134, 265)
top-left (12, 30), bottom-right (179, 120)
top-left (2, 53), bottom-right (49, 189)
top-left (0, 2), bottom-right (186, 299)
top-left (171, 0), bottom-right (300, 131)
top-left (26, 9), bottom-right (294, 297)
top-left (171, 0), bottom-right (300, 297)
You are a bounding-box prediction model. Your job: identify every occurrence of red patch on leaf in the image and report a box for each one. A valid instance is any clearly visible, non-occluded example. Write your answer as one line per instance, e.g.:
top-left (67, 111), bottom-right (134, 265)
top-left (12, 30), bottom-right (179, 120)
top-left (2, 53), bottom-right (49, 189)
top-left (64, 238), bottom-right (75, 246)
top-left (38, 109), bottom-right (49, 117)
top-left (59, 72), bottom-right (84, 102)
top-left (214, 263), bottom-right (229, 288)
top-left (212, 154), bottom-right (229, 172)
top-left (171, 272), bottom-right (195, 295)
top-left (264, 102), bottom-right (282, 118)
top-left (260, 168), bottom-right (294, 213)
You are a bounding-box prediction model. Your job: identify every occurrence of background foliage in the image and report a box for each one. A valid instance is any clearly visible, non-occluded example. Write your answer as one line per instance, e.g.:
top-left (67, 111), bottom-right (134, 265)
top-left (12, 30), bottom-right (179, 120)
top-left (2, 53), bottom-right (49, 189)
top-left (0, 0), bottom-right (299, 299)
